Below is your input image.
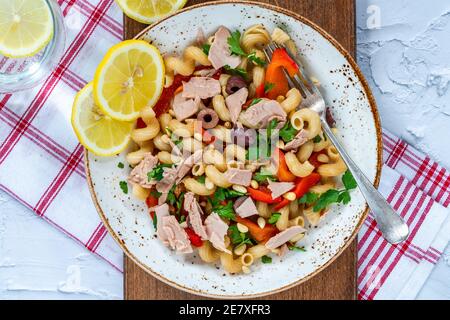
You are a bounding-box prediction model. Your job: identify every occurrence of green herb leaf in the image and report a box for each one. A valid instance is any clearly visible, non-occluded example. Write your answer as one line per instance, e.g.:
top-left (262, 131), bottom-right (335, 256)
top-left (288, 245), bottom-right (306, 252)
top-left (264, 82), bottom-right (275, 94)
top-left (197, 175), bottom-right (206, 184)
top-left (261, 255), bottom-right (272, 264)
top-left (166, 185), bottom-right (177, 206)
top-left (313, 189), bottom-right (340, 212)
top-left (279, 121), bottom-right (297, 143)
top-left (268, 213), bottom-right (281, 224)
top-left (227, 30), bottom-right (246, 56)
top-left (117, 162), bottom-right (124, 169)
top-left (150, 190), bottom-right (162, 198)
top-left (298, 192), bottom-right (319, 205)
top-left (176, 192), bottom-right (185, 215)
top-left (247, 52), bottom-right (267, 66)
top-left (342, 170), bottom-right (357, 190)
top-left (202, 43), bottom-right (211, 55)
top-left (223, 65), bottom-right (248, 78)
top-left (338, 191), bottom-right (351, 205)
top-left (179, 215), bottom-right (186, 223)
top-left (249, 98), bottom-right (262, 106)
top-left (147, 164), bottom-right (172, 182)
top-left (119, 181), bottom-right (128, 194)
top-left (253, 169), bottom-right (276, 183)
top-left (214, 202), bottom-right (236, 220)
top-left (152, 213), bottom-right (157, 231)
top-left (228, 225), bottom-right (253, 245)
top-left (312, 135), bottom-right (322, 143)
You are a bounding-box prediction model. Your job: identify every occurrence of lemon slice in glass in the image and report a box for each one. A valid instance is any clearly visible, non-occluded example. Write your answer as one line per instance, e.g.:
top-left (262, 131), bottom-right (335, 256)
top-left (0, 0), bottom-right (54, 58)
top-left (71, 83), bottom-right (134, 157)
top-left (93, 40), bottom-right (165, 121)
top-left (115, 0), bottom-right (187, 24)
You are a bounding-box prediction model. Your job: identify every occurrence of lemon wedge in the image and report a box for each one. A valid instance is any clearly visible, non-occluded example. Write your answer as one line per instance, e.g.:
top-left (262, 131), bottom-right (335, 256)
top-left (93, 40), bottom-right (165, 121)
top-left (71, 83), bottom-right (134, 157)
top-left (115, 0), bottom-right (187, 24)
top-left (0, 0), bottom-right (54, 58)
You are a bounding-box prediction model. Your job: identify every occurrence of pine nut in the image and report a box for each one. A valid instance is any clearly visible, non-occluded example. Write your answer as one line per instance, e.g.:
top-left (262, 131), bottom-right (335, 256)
top-left (234, 244), bottom-right (247, 256)
top-left (205, 177), bottom-right (215, 190)
top-left (242, 266), bottom-right (251, 274)
top-left (250, 180), bottom-right (259, 189)
top-left (224, 121), bottom-right (232, 128)
top-left (317, 154), bottom-right (329, 163)
top-left (257, 217), bottom-right (266, 229)
top-left (283, 192), bottom-right (296, 201)
top-left (232, 185), bottom-right (247, 194)
top-left (237, 223), bottom-right (249, 233)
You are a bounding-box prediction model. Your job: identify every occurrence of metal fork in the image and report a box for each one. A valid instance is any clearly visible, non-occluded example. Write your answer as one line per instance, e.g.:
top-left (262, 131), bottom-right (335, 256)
top-left (264, 43), bottom-right (409, 244)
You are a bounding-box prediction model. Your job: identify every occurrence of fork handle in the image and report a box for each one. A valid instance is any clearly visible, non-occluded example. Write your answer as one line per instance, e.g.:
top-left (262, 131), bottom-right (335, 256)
top-left (321, 120), bottom-right (409, 244)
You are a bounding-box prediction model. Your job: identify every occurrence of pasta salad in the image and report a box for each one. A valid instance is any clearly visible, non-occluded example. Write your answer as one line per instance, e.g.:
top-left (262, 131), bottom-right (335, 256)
top-left (124, 25), bottom-right (356, 274)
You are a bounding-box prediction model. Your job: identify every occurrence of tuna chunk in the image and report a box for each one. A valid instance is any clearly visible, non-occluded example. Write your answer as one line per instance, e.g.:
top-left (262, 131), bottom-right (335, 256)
top-left (240, 99), bottom-right (287, 128)
top-left (172, 93), bottom-right (202, 121)
top-left (234, 196), bottom-right (259, 218)
top-left (205, 213), bottom-right (231, 254)
top-left (225, 87), bottom-right (248, 123)
top-left (176, 150), bottom-right (203, 183)
top-left (208, 26), bottom-right (241, 70)
top-left (156, 166), bottom-right (177, 194)
top-left (284, 129), bottom-right (308, 151)
top-left (182, 77), bottom-right (221, 100)
top-left (184, 192), bottom-right (208, 240)
top-left (265, 226), bottom-right (306, 250)
top-left (151, 204), bottom-right (170, 243)
top-left (128, 153), bottom-right (158, 188)
top-left (224, 168), bottom-right (252, 186)
top-left (267, 180), bottom-right (295, 199)
top-left (161, 215), bottom-right (193, 254)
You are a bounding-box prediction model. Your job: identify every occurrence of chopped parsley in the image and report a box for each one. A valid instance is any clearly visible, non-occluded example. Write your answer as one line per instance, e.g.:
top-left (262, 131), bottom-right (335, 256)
top-left (261, 255), bottom-right (272, 263)
top-left (253, 168), bottom-right (276, 183)
top-left (209, 187), bottom-right (246, 208)
top-left (117, 162), bottom-right (124, 169)
top-left (176, 192), bottom-right (185, 216)
top-left (214, 201), bottom-right (236, 220)
top-left (249, 98), bottom-right (262, 106)
top-left (150, 190), bottom-right (162, 198)
top-left (151, 213), bottom-right (157, 231)
top-left (227, 30), bottom-right (266, 66)
top-left (247, 52), bottom-right (267, 66)
top-left (229, 225), bottom-right (253, 245)
top-left (197, 175), bottom-right (206, 184)
top-left (288, 245), bottom-right (306, 252)
top-left (223, 65), bottom-right (248, 78)
top-left (312, 135), bottom-right (322, 143)
top-left (147, 164), bottom-right (173, 182)
top-left (268, 213), bottom-right (281, 224)
top-left (264, 82), bottom-right (275, 94)
top-left (202, 43), bottom-right (211, 55)
top-left (119, 181), bottom-right (128, 194)
top-left (279, 121), bottom-right (297, 143)
top-left (298, 192), bottom-right (319, 205)
top-left (166, 185), bottom-right (177, 206)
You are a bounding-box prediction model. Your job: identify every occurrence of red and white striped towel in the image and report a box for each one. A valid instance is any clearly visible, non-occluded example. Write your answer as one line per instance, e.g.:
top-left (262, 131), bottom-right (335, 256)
top-left (0, 0), bottom-right (448, 300)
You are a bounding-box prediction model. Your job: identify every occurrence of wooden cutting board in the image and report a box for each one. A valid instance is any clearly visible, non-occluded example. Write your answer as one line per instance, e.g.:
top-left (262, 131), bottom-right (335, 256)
top-left (124, 0), bottom-right (356, 300)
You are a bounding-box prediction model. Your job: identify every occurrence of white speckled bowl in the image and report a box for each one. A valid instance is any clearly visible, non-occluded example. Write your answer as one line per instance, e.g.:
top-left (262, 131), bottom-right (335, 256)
top-left (85, 1), bottom-right (382, 298)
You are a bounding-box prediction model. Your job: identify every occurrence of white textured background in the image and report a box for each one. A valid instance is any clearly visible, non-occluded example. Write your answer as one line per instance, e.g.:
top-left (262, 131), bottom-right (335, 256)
top-left (0, 0), bottom-right (449, 299)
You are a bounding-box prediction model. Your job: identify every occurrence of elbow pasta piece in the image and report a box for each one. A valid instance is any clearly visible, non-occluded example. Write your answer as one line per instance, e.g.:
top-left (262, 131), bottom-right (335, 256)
top-left (198, 241), bottom-right (220, 263)
top-left (224, 144), bottom-right (247, 163)
top-left (317, 158), bottom-right (347, 177)
top-left (285, 152), bottom-right (315, 177)
top-left (256, 201), bottom-right (271, 218)
top-left (203, 148), bottom-right (227, 171)
top-left (290, 108), bottom-right (321, 139)
top-left (191, 163), bottom-right (205, 176)
top-left (247, 244), bottom-right (271, 259)
top-left (220, 252), bottom-right (243, 274)
top-left (219, 74), bottom-right (231, 97)
top-left (153, 133), bottom-right (171, 152)
top-left (280, 88), bottom-right (302, 113)
top-left (131, 107), bottom-right (160, 143)
top-left (126, 143), bottom-right (153, 166)
top-left (240, 253), bottom-right (254, 267)
top-left (303, 206), bottom-right (321, 226)
top-left (212, 95), bottom-right (231, 122)
top-left (164, 45), bottom-right (211, 76)
top-left (183, 177), bottom-right (216, 196)
top-left (297, 140), bottom-right (314, 163)
top-left (313, 132), bottom-right (331, 152)
top-left (309, 183), bottom-right (336, 195)
top-left (181, 137), bottom-right (203, 153)
top-left (271, 27), bottom-right (291, 44)
top-left (326, 145), bottom-right (340, 162)
top-left (205, 165), bottom-right (232, 188)
top-left (242, 24), bottom-right (270, 52)
top-left (276, 206), bottom-right (290, 231)
top-left (238, 56), bottom-right (248, 70)
top-left (289, 232), bottom-right (305, 243)
top-left (157, 151), bottom-right (181, 165)
top-left (252, 66), bottom-right (265, 88)
top-left (210, 125), bottom-right (232, 143)
top-left (288, 216), bottom-right (305, 228)
top-left (288, 200), bottom-right (301, 218)
top-left (131, 183), bottom-right (150, 201)
top-left (168, 119), bottom-right (194, 137)
top-left (158, 113), bottom-right (172, 130)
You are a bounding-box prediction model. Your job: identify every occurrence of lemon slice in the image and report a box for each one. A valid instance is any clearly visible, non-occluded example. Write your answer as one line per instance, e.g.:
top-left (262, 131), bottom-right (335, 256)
top-left (72, 83), bottom-right (134, 157)
top-left (115, 0), bottom-right (187, 24)
top-left (93, 40), bottom-right (165, 121)
top-left (0, 0), bottom-right (54, 58)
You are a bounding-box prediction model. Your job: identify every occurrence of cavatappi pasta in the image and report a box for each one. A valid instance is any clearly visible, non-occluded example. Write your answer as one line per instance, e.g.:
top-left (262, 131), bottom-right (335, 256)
top-left (122, 25), bottom-right (356, 274)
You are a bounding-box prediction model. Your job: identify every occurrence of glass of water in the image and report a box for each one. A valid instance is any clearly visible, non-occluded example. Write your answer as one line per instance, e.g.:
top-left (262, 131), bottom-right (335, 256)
top-left (0, 0), bottom-right (66, 94)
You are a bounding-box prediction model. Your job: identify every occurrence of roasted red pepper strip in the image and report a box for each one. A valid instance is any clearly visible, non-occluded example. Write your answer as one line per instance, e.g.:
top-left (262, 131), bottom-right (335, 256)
top-left (275, 148), bottom-right (296, 182)
top-left (247, 186), bottom-right (283, 204)
top-left (265, 48), bottom-right (299, 99)
top-left (185, 227), bottom-right (203, 247)
top-left (235, 216), bottom-right (279, 243)
top-left (146, 194), bottom-right (159, 221)
top-left (255, 82), bottom-right (266, 98)
top-left (274, 173), bottom-right (321, 210)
